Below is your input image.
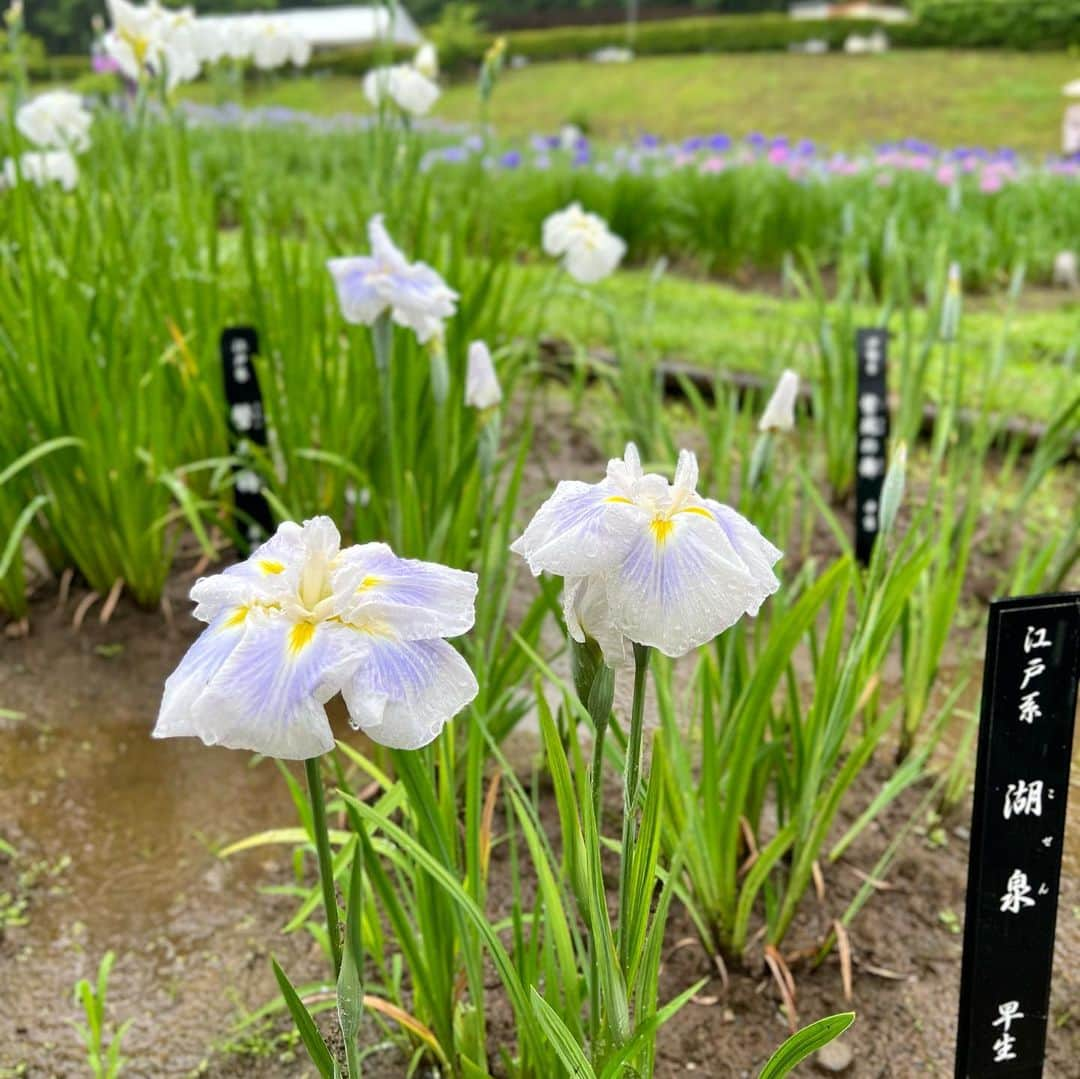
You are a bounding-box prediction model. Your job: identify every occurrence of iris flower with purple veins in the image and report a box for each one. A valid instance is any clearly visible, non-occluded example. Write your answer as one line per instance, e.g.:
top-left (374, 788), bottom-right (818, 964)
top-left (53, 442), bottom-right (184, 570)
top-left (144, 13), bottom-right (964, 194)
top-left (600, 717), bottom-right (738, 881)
top-left (511, 444), bottom-right (781, 663)
top-left (327, 215), bottom-right (458, 344)
top-left (154, 517), bottom-right (478, 759)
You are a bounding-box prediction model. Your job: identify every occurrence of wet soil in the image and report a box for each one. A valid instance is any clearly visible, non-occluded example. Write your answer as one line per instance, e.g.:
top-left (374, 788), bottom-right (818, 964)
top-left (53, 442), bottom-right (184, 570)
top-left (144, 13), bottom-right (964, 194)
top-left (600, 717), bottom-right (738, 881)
top-left (1, 398), bottom-right (1077, 1076)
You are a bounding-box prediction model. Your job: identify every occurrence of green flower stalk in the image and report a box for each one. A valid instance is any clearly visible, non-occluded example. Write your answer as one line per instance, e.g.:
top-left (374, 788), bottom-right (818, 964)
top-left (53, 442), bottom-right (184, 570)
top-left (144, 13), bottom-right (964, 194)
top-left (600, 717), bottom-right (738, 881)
top-left (478, 36), bottom-right (506, 107)
top-left (939, 261), bottom-right (962, 342)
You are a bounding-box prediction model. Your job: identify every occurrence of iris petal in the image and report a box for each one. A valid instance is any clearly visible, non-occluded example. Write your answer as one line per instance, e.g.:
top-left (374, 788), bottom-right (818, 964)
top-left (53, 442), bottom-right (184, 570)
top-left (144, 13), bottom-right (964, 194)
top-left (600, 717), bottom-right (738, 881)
top-left (342, 636), bottom-right (478, 750)
top-left (153, 610), bottom-right (247, 739)
top-left (327, 256), bottom-right (387, 325)
top-left (187, 611), bottom-right (366, 759)
top-left (338, 543), bottom-right (477, 639)
top-left (562, 575), bottom-right (629, 669)
top-left (511, 479), bottom-right (642, 577)
top-left (704, 499), bottom-right (783, 606)
top-left (605, 511), bottom-right (763, 657)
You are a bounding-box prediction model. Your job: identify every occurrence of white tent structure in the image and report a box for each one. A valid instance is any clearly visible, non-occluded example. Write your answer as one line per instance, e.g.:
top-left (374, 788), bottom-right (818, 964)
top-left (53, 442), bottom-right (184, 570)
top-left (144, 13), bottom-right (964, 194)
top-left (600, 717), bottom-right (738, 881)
top-left (199, 5), bottom-right (424, 52)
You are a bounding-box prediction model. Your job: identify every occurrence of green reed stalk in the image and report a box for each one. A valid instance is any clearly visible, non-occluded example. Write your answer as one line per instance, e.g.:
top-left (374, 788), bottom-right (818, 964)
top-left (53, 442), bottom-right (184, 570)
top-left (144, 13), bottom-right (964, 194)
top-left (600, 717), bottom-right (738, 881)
top-left (304, 756), bottom-right (343, 979)
top-left (372, 312), bottom-right (402, 549)
top-left (617, 641), bottom-right (650, 970)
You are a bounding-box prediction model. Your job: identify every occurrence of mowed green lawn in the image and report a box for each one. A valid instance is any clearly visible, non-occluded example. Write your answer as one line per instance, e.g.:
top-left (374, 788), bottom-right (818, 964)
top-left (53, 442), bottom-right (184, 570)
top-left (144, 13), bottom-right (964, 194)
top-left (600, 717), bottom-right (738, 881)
top-left (185, 50), bottom-right (1080, 152)
top-left (522, 265), bottom-right (1079, 424)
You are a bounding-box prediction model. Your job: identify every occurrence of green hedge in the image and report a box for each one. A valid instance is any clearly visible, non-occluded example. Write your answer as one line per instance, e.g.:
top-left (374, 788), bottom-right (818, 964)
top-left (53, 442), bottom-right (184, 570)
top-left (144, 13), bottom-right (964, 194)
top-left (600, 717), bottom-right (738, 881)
top-left (504, 15), bottom-right (884, 60)
top-left (305, 15), bottom-right (885, 79)
top-left (304, 5), bottom-right (1079, 80)
top-left (896, 0), bottom-right (1080, 50)
top-left (307, 43), bottom-right (415, 78)
top-left (26, 54), bottom-right (89, 82)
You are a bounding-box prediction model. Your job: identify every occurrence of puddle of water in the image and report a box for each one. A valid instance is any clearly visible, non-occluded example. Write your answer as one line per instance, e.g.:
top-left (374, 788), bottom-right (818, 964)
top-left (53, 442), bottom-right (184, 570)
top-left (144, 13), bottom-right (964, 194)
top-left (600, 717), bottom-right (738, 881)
top-left (0, 608), bottom-right (316, 1076)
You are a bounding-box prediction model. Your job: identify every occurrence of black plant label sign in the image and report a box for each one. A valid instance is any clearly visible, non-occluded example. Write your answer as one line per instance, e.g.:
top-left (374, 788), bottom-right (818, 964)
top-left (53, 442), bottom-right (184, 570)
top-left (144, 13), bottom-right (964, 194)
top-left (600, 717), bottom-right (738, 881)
top-left (955, 593), bottom-right (1080, 1077)
top-left (854, 328), bottom-right (889, 565)
top-left (221, 327), bottom-right (274, 551)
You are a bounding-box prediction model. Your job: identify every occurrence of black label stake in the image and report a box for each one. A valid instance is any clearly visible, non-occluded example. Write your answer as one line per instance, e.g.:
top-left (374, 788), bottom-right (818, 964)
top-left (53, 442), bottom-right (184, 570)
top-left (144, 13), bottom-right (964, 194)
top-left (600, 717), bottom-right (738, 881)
top-left (221, 326), bottom-right (274, 551)
top-left (854, 328), bottom-right (889, 565)
top-left (956, 593), bottom-right (1080, 1077)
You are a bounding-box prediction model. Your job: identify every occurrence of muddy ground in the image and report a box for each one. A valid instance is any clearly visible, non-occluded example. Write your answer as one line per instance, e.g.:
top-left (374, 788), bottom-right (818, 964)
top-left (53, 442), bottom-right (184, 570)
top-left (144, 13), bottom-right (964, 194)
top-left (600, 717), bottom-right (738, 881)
top-left (1, 396), bottom-right (1078, 1077)
top-left (2, 569), bottom-right (1078, 1077)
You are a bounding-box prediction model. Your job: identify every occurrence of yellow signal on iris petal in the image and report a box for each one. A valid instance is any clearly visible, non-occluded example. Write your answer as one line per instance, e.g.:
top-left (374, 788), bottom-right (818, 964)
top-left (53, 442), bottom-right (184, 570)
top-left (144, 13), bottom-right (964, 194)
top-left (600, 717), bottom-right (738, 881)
top-left (259, 559), bottom-right (285, 575)
top-left (675, 506), bottom-right (713, 519)
top-left (224, 606), bottom-right (249, 628)
top-left (605, 495), bottom-right (633, 505)
top-left (289, 621), bottom-right (316, 655)
top-left (358, 575), bottom-right (381, 591)
top-left (650, 516), bottom-right (674, 545)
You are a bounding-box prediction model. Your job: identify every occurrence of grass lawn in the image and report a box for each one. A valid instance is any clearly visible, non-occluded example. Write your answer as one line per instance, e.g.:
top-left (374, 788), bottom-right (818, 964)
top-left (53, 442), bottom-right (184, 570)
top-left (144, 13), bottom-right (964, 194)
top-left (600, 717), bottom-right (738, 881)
top-left (512, 263), bottom-right (1079, 424)
top-left (184, 51), bottom-right (1080, 153)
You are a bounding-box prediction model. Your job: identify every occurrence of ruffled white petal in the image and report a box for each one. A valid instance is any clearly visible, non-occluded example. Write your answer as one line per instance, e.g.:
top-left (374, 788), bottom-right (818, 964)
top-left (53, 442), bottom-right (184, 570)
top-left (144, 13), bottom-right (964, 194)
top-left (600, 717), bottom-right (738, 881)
top-left (704, 500), bottom-right (783, 609)
top-left (368, 214), bottom-right (409, 273)
top-left (153, 611), bottom-right (247, 739)
top-left (563, 233), bottom-right (626, 285)
top-left (159, 515), bottom-right (479, 759)
top-left (342, 635), bottom-right (478, 750)
top-left (605, 509), bottom-right (764, 657)
top-left (326, 255), bottom-right (388, 326)
top-left (182, 611), bottom-right (366, 759)
top-left (511, 479), bottom-right (642, 578)
top-left (562, 575), bottom-right (629, 669)
top-left (338, 543), bottom-right (477, 639)
top-left (541, 202), bottom-right (583, 256)
top-left (189, 519), bottom-right (310, 622)
top-left (673, 449), bottom-right (699, 495)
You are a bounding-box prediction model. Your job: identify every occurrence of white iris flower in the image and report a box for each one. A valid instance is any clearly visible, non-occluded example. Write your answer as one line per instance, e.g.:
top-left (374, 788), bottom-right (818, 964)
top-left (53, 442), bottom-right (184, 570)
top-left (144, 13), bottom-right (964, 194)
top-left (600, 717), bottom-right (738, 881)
top-left (16, 91), bottom-right (93, 153)
top-left (414, 42), bottom-right (439, 80)
top-left (104, 0), bottom-right (165, 81)
top-left (541, 202), bottom-right (626, 284)
top-left (3, 151), bottom-right (79, 191)
top-left (363, 64), bottom-right (441, 117)
top-left (104, 0), bottom-right (204, 90)
top-left (154, 517), bottom-right (479, 759)
top-left (250, 17), bottom-right (310, 70)
top-left (327, 215), bottom-right (458, 344)
top-left (512, 444), bottom-right (781, 662)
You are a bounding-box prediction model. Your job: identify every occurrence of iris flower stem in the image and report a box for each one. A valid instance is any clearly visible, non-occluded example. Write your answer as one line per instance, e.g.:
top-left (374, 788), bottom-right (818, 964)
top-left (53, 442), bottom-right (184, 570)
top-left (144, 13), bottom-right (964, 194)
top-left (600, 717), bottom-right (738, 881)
top-left (590, 708), bottom-right (609, 830)
top-left (305, 756), bottom-right (343, 979)
top-left (588, 705), bottom-right (608, 1049)
top-left (617, 642), bottom-right (651, 970)
top-left (372, 313), bottom-right (403, 549)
